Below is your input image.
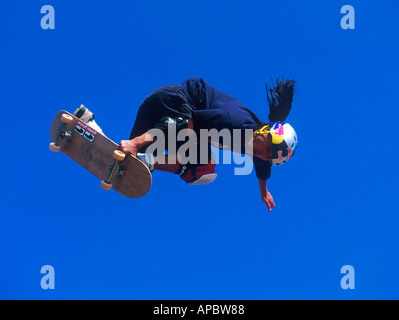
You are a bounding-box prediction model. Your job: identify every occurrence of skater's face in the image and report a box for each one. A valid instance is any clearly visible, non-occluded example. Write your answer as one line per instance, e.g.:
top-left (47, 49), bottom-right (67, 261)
top-left (247, 133), bottom-right (272, 161)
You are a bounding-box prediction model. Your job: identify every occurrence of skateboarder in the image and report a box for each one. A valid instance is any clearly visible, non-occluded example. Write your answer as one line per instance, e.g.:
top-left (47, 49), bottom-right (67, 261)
top-left (74, 78), bottom-right (298, 211)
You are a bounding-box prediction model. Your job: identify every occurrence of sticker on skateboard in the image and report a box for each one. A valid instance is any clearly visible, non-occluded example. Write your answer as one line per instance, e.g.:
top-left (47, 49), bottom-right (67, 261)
top-left (75, 120), bottom-right (98, 142)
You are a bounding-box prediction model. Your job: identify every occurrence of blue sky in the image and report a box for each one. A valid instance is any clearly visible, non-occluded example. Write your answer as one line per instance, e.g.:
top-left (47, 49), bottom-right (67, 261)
top-left (0, 0), bottom-right (398, 299)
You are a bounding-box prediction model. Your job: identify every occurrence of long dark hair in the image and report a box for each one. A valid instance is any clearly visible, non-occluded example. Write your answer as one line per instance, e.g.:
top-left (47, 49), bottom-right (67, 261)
top-left (266, 77), bottom-right (296, 123)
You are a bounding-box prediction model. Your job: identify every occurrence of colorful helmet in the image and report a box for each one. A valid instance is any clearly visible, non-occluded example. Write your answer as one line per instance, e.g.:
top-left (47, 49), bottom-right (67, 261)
top-left (269, 122), bottom-right (298, 165)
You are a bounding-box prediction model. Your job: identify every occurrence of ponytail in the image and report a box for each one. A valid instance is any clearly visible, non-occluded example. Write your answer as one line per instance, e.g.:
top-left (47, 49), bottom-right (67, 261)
top-left (266, 78), bottom-right (296, 123)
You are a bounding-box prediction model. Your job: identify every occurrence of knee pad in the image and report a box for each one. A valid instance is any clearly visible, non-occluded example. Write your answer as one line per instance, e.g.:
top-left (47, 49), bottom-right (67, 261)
top-left (155, 117), bottom-right (188, 134)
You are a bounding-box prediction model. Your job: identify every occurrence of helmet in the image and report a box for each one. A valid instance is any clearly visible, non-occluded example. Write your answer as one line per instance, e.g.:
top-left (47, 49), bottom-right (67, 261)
top-left (253, 122), bottom-right (299, 165)
top-left (269, 122), bottom-right (298, 165)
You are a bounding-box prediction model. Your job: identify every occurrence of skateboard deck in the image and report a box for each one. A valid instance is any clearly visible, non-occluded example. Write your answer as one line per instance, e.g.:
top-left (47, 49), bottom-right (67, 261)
top-left (49, 110), bottom-right (152, 198)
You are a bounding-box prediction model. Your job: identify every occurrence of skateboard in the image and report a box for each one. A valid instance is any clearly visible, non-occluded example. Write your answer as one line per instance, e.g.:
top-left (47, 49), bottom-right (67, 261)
top-left (49, 110), bottom-right (152, 198)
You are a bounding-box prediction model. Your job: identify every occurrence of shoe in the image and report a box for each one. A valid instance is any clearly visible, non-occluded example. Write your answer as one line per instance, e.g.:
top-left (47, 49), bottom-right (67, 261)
top-left (73, 105), bottom-right (94, 122)
top-left (190, 172), bottom-right (218, 185)
top-left (180, 159), bottom-right (217, 185)
top-left (137, 153), bottom-right (155, 171)
top-left (73, 104), bottom-right (102, 133)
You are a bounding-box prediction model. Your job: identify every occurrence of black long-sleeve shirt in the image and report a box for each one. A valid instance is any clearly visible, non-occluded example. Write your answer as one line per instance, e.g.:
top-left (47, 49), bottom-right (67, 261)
top-left (130, 78), bottom-right (271, 180)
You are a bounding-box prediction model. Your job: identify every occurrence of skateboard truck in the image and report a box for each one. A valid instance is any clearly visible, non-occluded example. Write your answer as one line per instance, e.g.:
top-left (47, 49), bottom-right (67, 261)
top-left (100, 150), bottom-right (126, 191)
top-left (49, 113), bottom-right (74, 152)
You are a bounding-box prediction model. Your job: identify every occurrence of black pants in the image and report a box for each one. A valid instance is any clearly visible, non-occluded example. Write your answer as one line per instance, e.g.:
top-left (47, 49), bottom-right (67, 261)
top-left (129, 84), bottom-right (193, 141)
top-left (129, 79), bottom-right (219, 165)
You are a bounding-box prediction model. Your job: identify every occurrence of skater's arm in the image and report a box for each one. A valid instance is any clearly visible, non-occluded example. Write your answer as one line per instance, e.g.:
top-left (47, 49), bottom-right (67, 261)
top-left (120, 119), bottom-right (194, 157)
top-left (119, 131), bottom-right (156, 157)
top-left (258, 179), bottom-right (275, 211)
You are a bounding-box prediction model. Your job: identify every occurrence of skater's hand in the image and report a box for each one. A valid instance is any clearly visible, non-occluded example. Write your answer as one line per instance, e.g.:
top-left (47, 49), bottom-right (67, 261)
top-left (258, 179), bottom-right (275, 211)
top-left (261, 189), bottom-right (275, 211)
top-left (119, 132), bottom-right (157, 157)
top-left (119, 139), bottom-right (140, 157)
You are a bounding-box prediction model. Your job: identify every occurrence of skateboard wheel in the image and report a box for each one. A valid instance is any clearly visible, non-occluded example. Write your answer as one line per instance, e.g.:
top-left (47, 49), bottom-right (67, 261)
top-left (61, 113), bottom-right (73, 124)
top-left (100, 180), bottom-right (112, 191)
top-left (49, 142), bottom-right (61, 152)
top-left (113, 150), bottom-right (126, 161)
